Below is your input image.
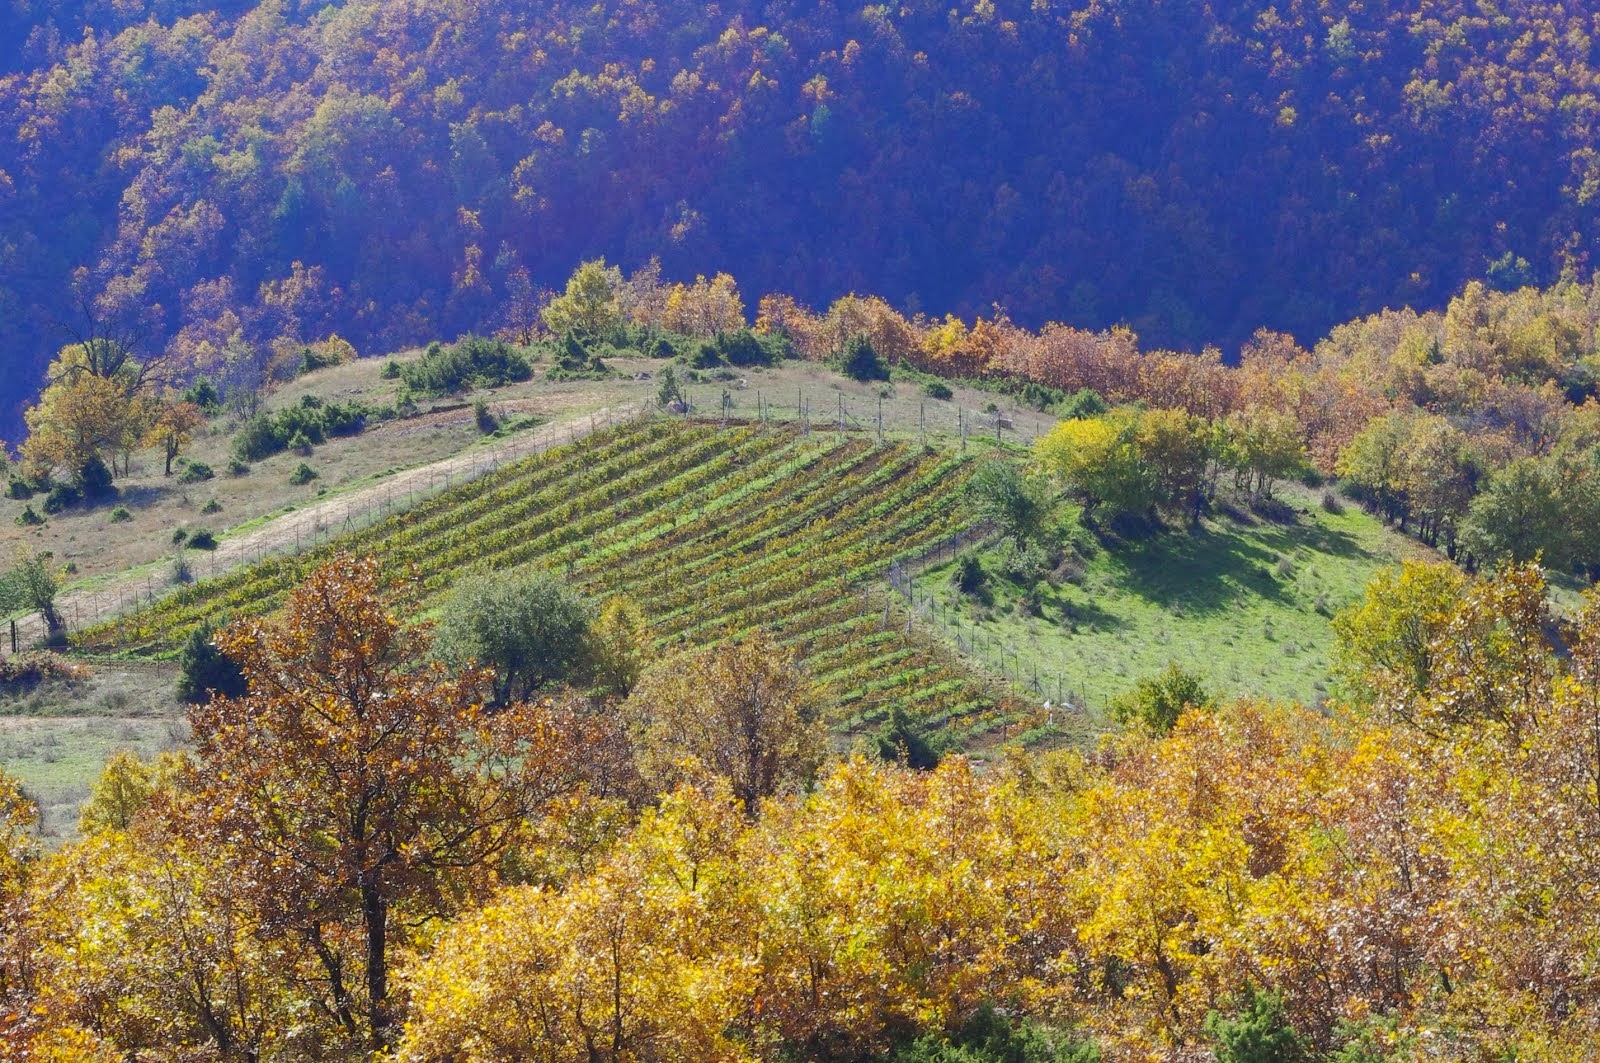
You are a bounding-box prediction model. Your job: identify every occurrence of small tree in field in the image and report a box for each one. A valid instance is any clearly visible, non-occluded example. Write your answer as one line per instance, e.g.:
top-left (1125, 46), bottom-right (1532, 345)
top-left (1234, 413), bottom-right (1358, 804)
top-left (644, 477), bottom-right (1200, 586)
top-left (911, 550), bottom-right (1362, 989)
top-left (147, 400), bottom-right (207, 476)
top-left (969, 459), bottom-right (1048, 545)
top-left (433, 568), bottom-right (593, 705)
top-left (656, 364), bottom-right (686, 411)
top-left (0, 548), bottom-right (64, 639)
top-left (541, 259), bottom-right (623, 338)
top-left (175, 616), bottom-right (247, 704)
top-left (835, 333), bottom-right (889, 382)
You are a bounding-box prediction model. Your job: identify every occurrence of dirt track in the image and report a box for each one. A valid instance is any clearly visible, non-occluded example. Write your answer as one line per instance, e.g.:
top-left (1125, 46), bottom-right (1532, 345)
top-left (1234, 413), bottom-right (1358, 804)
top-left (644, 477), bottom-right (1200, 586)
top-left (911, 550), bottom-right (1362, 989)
top-left (15, 403), bottom-right (644, 651)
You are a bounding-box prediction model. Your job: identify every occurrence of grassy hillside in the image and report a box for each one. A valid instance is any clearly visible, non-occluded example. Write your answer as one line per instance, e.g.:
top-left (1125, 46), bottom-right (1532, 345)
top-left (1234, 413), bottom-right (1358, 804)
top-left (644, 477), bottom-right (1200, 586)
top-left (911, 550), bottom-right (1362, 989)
top-left (2, 350), bottom-right (1432, 835)
top-left (0, 354), bottom-right (606, 584)
top-left (911, 487), bottom-right (1433, 710)
top-left (78, 417), bottom-right (1043, 747)
top-left (0, 660), bottom-right (183, 841)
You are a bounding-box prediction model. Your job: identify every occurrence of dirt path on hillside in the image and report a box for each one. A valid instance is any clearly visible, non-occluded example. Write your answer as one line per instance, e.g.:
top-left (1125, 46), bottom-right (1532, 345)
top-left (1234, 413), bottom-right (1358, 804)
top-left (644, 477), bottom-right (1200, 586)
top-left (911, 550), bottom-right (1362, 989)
top-left (14, 403), bottom-right (646, 651)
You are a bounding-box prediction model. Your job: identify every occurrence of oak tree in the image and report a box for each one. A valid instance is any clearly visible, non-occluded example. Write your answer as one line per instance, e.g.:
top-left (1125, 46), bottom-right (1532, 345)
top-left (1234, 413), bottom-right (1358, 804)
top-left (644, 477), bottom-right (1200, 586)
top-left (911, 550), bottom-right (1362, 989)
top-left (184, 555), bottom-right (627, 1051)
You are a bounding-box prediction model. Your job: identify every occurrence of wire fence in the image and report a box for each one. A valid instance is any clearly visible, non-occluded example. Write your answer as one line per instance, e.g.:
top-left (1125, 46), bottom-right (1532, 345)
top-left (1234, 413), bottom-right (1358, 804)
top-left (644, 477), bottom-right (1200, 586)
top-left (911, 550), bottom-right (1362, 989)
top-left (675, 381), bottom-right (1052, 452)
top-left (887, 538), bottom-right (1093, 720)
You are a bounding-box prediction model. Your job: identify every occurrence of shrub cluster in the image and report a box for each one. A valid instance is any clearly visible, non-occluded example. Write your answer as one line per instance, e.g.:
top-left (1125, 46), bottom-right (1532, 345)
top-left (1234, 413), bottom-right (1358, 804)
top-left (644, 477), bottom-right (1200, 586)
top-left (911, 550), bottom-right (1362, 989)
top-left (399, 335), bottom-right (532, 396)
top-left (543, 334), bottom-right (611, 381)
top-left (176, 461), bottom-right (214, 484)
top-left (677, 327), bottom-right (787, 369)
top-left (0, 651), bottom-right (88, 691)
top-left (233, 395), bottom-right (368, 462)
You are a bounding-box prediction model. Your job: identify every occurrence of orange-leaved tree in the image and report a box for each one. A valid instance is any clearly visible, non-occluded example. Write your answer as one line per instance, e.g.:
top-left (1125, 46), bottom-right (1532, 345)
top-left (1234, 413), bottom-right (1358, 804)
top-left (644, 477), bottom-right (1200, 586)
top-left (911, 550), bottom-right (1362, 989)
top-left (183, 554), bottom-right (631, 1052)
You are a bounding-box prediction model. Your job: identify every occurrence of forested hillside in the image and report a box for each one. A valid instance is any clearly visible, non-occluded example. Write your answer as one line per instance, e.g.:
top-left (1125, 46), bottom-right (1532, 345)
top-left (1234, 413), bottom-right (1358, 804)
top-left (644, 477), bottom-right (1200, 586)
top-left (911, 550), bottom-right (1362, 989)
top-left (13, 0), bottom-right (1600, 1057)
top-left (5, 0), bottom-right (1600, 434)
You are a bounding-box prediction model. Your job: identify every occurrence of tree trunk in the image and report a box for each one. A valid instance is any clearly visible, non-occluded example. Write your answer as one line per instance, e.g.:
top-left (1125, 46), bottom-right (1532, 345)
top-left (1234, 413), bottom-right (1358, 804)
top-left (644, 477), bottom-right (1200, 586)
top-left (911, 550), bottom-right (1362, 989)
top-left (363, 881), bottom-right (389, 1050)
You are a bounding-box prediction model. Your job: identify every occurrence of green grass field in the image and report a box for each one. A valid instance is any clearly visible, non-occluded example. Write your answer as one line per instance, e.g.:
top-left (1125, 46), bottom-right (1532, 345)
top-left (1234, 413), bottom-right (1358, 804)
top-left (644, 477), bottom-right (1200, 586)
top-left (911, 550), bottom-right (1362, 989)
top-left (0, 660), bottom-right (184, 841)
top-left (912, 486), bottom-right (1433, 711)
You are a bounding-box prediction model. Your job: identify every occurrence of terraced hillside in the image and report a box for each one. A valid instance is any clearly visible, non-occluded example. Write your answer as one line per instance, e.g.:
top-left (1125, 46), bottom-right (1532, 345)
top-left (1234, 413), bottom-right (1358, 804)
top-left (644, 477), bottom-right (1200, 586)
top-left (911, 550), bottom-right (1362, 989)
top-left (77, 417), bottom-right (1035, 745)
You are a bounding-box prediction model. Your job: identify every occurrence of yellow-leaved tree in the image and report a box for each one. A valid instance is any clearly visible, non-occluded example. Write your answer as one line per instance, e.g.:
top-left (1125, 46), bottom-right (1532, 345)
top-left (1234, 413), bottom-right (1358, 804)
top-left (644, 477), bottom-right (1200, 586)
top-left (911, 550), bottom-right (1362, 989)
top-left (541, 259), bottom-right (624, 338)
top-left (1035, 411), bottom-right (1152, 521)
top-left (400, 781), bottom-right (761, 1063)
top-left (624, 633), bottom-right (825, 812)
top-left (22, 344), bottom-right (158, 481)
top-left (662, 272), bottom-right (746, 336)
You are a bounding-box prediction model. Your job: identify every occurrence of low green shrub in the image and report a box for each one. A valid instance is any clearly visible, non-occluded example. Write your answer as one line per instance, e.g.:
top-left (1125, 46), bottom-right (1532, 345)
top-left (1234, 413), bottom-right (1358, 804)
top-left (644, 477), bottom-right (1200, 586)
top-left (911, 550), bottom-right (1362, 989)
top-left (42, 482), bottom-right (80, 514)
top-left (1056, 388), bottom-right (1108, 420)
top-left (1108, 663), bottom-right (1214, 734)
top-left (834, 333), bottom-right (889, 382)
top-left (953, 552), bottom-right (987, 595)
top-left (177, 461), bottom-right (215, 483)
top-left (474, 399), bottom-right (498, 434)
top-left (181, 377), bottom-right (221, 411)
top-left (76, 455), bottom-right (115, 500)
top-left (543, 334), bottom-right (610, 380)
top-left (886, 1004), bottom-right (1099, 1062)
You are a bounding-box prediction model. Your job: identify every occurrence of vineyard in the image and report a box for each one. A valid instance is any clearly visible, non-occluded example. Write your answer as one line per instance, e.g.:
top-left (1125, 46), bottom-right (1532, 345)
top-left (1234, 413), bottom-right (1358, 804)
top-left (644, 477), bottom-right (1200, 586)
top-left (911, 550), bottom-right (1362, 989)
top-left (76, 417), bottom-right (1041, 745)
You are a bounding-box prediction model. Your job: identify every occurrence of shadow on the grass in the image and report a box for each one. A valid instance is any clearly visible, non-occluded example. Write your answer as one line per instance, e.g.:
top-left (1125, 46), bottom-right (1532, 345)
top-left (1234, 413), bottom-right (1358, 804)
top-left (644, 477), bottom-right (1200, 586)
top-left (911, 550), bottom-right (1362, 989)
top-left (1107, 506), bottom-right (1377, 614)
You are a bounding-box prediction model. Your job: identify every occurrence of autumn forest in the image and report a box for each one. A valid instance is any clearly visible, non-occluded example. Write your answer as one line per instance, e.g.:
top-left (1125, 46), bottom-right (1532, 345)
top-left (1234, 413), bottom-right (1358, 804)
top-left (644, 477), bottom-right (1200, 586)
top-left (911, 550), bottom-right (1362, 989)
top-left (5, 0), bottom-right (1600, 433)
top-left (7, 0), bottom-right (1600, 1061)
